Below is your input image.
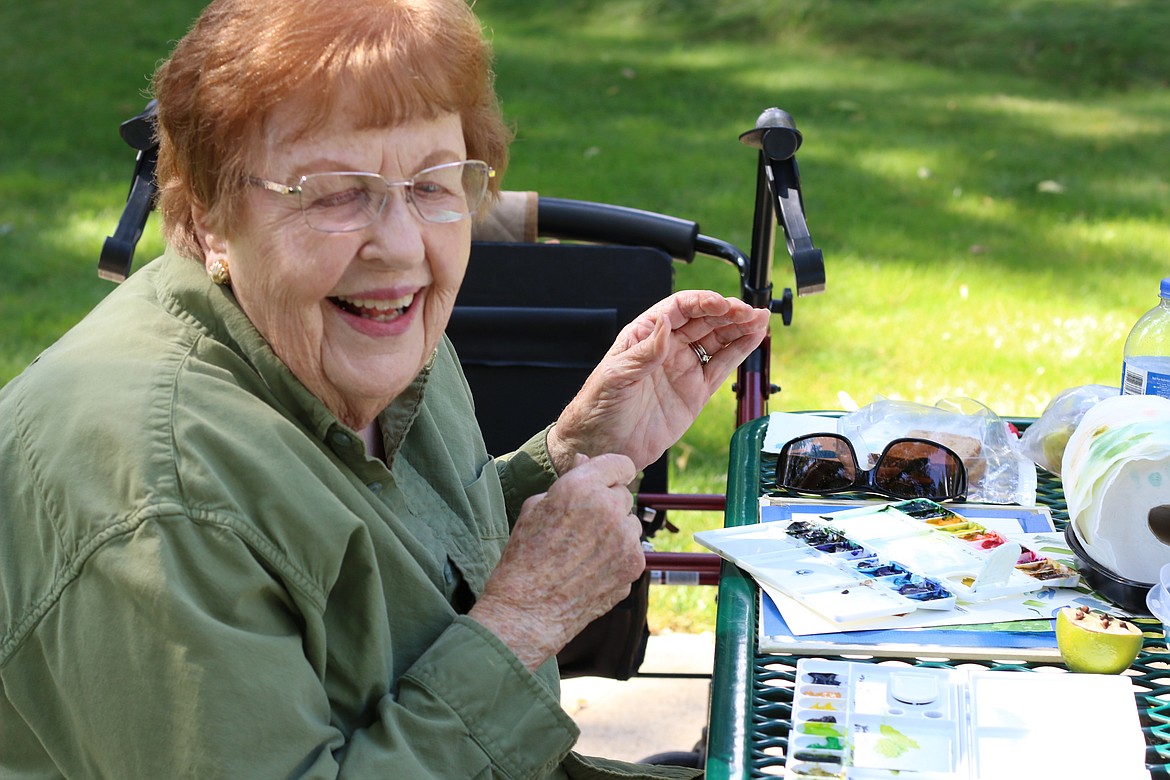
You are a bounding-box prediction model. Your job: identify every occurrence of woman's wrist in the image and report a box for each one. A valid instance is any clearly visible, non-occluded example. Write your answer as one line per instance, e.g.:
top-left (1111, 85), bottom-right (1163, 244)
top-left (544, 422), bottom-right (580, 477)
top-left (468, 599), bottom-right (559, 672)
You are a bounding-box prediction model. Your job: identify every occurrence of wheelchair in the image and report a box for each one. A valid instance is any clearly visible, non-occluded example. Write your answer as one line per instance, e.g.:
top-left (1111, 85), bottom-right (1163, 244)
top-left (100, 100), bottom-right (826, 767)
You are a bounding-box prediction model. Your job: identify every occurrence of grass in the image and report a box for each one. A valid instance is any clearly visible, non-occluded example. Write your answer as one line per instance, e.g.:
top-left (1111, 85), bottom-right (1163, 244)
top-left (3, 0), bottom-right (1169, 633)
top-left (478, 1), bottom-right (1170, 630)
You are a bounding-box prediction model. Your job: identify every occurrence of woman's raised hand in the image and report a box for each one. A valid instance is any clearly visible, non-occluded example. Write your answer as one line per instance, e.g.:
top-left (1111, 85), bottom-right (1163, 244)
top-left (547, 291), bottom-right (770, 474)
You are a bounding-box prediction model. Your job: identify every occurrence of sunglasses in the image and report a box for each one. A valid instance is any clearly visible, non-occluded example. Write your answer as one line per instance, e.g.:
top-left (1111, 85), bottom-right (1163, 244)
top-left (773, 433), bottom-right (968, 501)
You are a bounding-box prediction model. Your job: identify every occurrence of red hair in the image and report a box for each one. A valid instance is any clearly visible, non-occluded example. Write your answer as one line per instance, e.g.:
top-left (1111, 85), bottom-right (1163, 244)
top-left (152, 0), bottom-right (510, 259)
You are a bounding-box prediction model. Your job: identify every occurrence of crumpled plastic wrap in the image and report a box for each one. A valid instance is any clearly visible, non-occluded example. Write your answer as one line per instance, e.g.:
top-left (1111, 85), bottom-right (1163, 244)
top-left (1019, 384), bottom-right (1119, 477)
top-left (838, 397), bottom-right (1036, 505)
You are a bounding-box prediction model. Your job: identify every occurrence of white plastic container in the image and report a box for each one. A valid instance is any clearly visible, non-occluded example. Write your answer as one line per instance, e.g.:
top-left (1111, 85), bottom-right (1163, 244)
top-left (1145, 561), bottom-right (1170, 640)
top-left (1121, 277), bottom-right (1170, 399)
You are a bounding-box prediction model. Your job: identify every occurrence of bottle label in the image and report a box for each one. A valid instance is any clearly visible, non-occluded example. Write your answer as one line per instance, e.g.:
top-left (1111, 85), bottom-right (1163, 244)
top-left (1122, 362), bottom-right (1170, 399)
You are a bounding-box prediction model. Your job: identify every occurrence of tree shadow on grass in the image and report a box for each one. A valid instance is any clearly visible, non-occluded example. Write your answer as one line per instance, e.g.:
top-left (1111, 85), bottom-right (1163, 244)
top-left (489, 26), bottom-right (1167, 290)
top-left (3, 0), bottom-right (1166, 392)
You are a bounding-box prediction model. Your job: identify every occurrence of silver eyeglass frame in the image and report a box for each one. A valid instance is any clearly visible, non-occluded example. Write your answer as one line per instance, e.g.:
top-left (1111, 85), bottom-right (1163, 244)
top-left (248, 159), bottom-right (494, 232)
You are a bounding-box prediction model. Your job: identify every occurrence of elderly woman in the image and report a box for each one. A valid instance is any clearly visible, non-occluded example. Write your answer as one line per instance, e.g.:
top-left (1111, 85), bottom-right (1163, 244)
top-left (0, 0), bottom-right (768, 777)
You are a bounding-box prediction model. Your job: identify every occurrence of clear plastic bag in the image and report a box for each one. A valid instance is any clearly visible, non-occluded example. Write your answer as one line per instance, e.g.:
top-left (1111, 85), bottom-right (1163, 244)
top-left (838, 397), bottom-right (1036, 505)
top-left (1019, 384), bottom-right (1119, 477)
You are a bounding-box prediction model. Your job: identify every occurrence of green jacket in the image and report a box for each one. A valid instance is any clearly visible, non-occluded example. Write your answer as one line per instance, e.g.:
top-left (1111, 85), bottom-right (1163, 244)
top-left (0, 251), bottom-right (700, 779)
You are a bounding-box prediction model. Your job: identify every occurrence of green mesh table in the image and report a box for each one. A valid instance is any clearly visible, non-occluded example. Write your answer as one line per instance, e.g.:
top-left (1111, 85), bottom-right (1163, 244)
top-left (705, 416), bottom-right (1170, 779)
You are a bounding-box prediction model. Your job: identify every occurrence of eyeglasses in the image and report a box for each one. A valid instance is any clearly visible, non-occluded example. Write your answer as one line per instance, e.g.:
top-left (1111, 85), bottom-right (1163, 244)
top-left (773, 433), bottom-right (967, 501)
top-left (250, 160), bottom-right (494, 232)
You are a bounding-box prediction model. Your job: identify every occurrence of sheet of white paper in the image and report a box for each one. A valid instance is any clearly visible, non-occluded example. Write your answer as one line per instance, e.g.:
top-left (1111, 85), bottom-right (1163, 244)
top-left (761, 579), bottom-right (1083, 636)
top-left (761, 412), bottom-right (845, 453)
top-left (969, 671), bottom-right (1151, 779)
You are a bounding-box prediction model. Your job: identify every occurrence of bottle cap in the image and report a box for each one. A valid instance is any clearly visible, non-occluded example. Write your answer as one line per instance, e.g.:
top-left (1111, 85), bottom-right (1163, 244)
top-left (1162, 278), bottom-right (1170, 299)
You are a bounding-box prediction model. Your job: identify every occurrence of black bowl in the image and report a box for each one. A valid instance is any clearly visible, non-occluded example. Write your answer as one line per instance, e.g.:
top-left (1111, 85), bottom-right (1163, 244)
top-left (1064, 524), bottom-right (1154, 615)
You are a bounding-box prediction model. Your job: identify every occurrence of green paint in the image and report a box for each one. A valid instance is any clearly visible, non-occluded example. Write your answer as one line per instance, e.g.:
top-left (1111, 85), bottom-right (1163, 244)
top-left (874, 724), bottom-right (920, 758)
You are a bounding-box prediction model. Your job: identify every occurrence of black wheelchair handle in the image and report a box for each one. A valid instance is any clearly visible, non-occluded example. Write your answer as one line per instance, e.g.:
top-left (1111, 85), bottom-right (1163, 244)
top-left (537, 197), bottom-right (699, 263)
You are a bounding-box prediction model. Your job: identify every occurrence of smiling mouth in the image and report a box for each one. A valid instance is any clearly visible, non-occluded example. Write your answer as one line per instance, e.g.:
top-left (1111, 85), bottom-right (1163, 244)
top-left (330, 293), bottom-right (416, 322)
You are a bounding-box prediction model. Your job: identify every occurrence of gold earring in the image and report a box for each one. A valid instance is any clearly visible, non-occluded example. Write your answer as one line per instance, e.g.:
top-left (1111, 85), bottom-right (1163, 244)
top-left (208, 259), bottom-right (231, 286)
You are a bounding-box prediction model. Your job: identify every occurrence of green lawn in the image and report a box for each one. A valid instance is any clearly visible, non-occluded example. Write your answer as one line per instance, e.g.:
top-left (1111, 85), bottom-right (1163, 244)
top-left (2, 0), bottom-right (1168, 631)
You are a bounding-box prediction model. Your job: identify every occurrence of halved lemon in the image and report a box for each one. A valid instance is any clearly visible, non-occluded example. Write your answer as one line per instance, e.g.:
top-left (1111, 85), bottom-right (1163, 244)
top-left (1055, 606), bottom-right (1143, 674)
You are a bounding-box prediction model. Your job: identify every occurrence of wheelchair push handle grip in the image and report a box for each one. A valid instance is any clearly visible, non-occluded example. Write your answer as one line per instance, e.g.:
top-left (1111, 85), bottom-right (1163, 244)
top-left (739, 107), bottom-right (826, 297)
top-left (119, 100), bottom-right (159, 152)
top-left (537, 197), bottom-right (700, 262)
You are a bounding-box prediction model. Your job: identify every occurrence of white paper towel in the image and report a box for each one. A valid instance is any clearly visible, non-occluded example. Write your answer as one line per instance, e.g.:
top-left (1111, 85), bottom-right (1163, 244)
top-left (1062, 394), bottom-right (1170, 584)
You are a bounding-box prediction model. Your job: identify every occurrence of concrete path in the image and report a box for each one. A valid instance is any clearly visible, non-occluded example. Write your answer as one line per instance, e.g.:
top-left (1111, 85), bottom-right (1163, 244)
top-left (560, 632), bottom-right (714, 764)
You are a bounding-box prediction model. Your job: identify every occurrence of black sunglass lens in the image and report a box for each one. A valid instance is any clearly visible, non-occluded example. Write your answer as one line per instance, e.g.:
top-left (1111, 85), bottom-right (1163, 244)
top-left (778, 437), bottom-right (856, 492)
top-left (875, 441), bottom-right (964, 499)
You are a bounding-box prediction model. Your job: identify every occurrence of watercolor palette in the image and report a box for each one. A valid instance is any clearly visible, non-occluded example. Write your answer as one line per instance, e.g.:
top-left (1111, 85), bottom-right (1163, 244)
top-left (697, 499), bottom-right (1079, 624)
top-left (786, 659), bottom-right (1149, 779)
top-left (819, 499), bottom-right (1078, 601)
top-left (788, 660), bottom-right (964, 779)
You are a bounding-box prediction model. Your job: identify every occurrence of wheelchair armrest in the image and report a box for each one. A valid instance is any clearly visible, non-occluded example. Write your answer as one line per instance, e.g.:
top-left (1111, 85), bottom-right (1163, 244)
top-left (538, 197), bottom-right (700, 263)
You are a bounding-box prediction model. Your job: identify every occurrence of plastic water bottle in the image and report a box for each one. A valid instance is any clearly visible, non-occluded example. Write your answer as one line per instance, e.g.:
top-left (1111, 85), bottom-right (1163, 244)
top-left (1121, 277), bottom-right (1170, 399)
